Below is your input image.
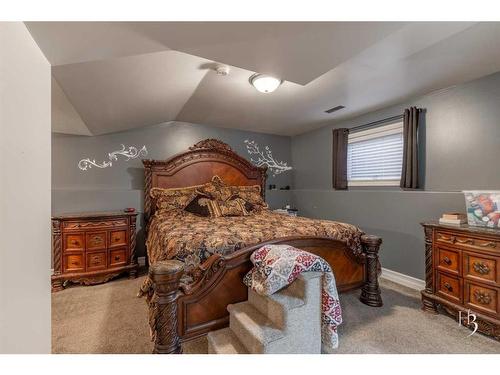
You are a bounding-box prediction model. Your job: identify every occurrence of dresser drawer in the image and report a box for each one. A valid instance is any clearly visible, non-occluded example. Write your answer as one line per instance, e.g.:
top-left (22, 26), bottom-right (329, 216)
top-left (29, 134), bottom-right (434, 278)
top-left (64, 233), bottom-right (85, 251)
top-left (463, 251), bottom-right (499, 285)
top-left (109, 230), bottom-right (127, 248)
top-left (436, 271), bottom-right (462, 303)
top-left (109, 248), bottom-right (128, 267)
top-left (63, 253), bottom-right (85, 273)
top-left (437, 247), bottom-right (461, 276)
top-left (86, 251), bottom-right (107, 271)
top-left (436, 231), bottom-right (499, 253)
top-left (86, 231), bottom-right (106, 251)
top-left (465, 281), bottom-right (499, 316)
top-left (63, 219), bottom-right (128, 230)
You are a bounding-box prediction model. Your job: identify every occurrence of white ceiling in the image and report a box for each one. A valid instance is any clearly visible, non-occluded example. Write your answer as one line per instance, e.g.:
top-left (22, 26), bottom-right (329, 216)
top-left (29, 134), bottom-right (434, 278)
top-left (25, 22), bottom-right (500, 136)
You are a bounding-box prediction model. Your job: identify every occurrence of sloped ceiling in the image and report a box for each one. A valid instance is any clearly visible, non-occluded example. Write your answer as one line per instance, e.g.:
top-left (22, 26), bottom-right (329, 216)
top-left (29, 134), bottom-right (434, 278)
top-left (26, 22), bottom-right (500, 136)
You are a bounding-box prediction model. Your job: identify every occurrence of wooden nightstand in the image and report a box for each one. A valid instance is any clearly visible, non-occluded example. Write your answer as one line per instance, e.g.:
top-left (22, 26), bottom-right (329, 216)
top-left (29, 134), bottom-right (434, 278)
top-left (421, 221), bottom-right (500, 340)
top-left (51, 211), bottom-right (138, 292)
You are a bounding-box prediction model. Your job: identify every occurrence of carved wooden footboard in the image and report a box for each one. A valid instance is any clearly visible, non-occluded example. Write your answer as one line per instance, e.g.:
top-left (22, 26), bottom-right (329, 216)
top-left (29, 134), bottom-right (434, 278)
top-left (147, 235), bottom-right (382, 354)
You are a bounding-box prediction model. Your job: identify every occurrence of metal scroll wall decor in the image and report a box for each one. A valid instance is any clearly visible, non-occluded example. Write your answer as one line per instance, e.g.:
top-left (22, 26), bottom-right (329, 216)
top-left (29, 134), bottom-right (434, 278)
top-left (244, 139), bottom-right (292, 177)
top-left (78, 144), bottom-right (148, 171)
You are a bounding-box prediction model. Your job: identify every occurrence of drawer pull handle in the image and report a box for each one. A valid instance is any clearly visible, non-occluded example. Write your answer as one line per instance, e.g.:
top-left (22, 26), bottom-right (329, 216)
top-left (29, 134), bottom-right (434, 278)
top-left (114, 256), bottom-right (121, 261)
top-left (456, 238), bottom-right (474, 245)
top-left (473, 290), bottom-right (492, 305)
top-left (71, 261), bottom-right (79, 265)
top-left (71, 240), bottom-right (79, 245)
top-left (472, 262), bottom-right (490, 275)
top-left (443, 282), bottom-right (453, 292)
top-left (480, 242), bottom-right (497, 248)
top-left (442, 257), bottom-right (452, 265)
top-left (114, 238), bottom-right (120, 242)
top-left (92, 236), bottom-right (103, 244)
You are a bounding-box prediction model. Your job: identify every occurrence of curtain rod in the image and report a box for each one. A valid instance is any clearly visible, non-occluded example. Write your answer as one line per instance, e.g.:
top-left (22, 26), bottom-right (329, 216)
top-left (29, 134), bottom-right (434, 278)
top-left (349, 114), bottom-right (403, 133)
top-left (349, 108), bottom-right (423, 133)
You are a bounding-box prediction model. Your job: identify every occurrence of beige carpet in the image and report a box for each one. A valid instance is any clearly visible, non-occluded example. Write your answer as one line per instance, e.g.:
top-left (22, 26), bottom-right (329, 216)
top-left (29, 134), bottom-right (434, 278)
top-left (52, 271), bottom-right (500, 354)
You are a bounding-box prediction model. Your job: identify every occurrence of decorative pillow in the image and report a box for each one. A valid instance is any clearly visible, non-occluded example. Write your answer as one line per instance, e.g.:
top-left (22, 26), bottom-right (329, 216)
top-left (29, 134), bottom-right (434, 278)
top-left (230, 185), bottom-right (269, 212)
top-left (218, 197), bottom-right (249, 217)
top-left (184, 193), bottom-right (211, 217)
top-left (243, 244), bottom-right (342, 350)
top-left (150, 187), bottom-right (197, 212)
top-left (196, 175), bottom-right (233, 202)
top-left (197, 195), bottom-right (248, 218)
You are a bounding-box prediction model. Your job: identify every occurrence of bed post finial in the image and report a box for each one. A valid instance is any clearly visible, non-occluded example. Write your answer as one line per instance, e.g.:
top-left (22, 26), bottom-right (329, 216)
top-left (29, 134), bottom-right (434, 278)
top-left (360, 234), bottom-right (383, 307)
top-left (149, 260), bottom-right (184, 354)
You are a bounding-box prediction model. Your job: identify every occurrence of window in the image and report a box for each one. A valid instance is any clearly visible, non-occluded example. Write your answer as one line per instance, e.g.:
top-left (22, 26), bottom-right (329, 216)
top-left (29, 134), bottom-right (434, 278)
top-left (347, 121), bottom-right (403, 186)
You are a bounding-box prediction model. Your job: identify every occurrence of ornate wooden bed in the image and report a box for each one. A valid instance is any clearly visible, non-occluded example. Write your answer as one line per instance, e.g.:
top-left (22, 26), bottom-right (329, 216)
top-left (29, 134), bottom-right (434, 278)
top-left (142, 139), bottom-right (382, 354)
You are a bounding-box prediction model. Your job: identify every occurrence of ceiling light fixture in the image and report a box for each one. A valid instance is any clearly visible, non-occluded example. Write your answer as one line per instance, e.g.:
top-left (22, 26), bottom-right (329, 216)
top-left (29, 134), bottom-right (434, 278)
top-left (250, 74), bottom-right (282, 94)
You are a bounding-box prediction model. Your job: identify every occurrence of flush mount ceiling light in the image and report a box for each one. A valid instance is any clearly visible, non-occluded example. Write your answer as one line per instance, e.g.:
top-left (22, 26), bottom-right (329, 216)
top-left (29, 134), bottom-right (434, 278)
top-left (250, 74), bottom-right (282, 93)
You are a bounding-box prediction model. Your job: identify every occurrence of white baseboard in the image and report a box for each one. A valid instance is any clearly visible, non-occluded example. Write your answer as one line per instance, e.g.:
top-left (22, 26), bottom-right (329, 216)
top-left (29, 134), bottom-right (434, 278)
top-left (380, 267), bottom-right (425, 291)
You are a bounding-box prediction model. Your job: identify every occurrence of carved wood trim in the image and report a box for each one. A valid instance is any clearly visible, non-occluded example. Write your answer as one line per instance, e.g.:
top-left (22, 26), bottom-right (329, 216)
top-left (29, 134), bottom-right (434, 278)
top-left (360, 235), bottom-right (383, 307)
top-left (149, 260), bottom-right (185, 354)
top-left (52, 219), bottom-right (62, 276)
top-left (129, 214), bottom-right (138, 265)
top-left (423, 225), bottom-right (434, 294)
top-left (189, 139), bottom-right (233, 152)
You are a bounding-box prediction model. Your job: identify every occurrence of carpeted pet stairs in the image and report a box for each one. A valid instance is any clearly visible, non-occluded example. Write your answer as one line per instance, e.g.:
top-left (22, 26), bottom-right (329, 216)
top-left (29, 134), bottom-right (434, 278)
top-left (207, 272), bottom-right (322, 354)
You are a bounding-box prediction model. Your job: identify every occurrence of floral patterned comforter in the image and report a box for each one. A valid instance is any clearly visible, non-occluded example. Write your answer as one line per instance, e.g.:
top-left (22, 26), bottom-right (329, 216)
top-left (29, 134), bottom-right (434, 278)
top-left (146, 209), bottom-right (364, 278)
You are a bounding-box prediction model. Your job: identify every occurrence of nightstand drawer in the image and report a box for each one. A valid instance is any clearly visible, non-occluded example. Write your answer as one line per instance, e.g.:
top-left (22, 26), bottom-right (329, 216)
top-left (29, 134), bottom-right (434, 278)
top-left (465, 281), bottom-right (499, 316)
top-left (86, 231), bottom-right (106, 251)
top-left (464, 252), bottom-right (499, 285)
top-left (64, 234), bottom-right (85, 251)
top-left (63, 253), bottom-right (85, 273)
top-left (436, 271), bottom-right (462, 304)
top-left (109, 248), bottom-right (127, 267)
top-left (109, 230), bottom-right (127, 248)
top-left (436, 231), bottom-right (499, 253)
top-left (86, 251), bottom-right (107, 271)
top-left (437, 247), bottom-right (461, 276)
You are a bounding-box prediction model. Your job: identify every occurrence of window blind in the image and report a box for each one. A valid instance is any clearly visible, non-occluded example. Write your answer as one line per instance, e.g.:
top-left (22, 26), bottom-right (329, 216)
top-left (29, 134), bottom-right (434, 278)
top-left (347, 122), bottom-right (403, 183)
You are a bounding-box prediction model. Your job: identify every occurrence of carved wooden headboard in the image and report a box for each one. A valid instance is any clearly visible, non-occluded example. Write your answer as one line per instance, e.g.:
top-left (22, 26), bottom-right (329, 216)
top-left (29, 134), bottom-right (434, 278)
top-left (142, 139), bottom-right (268, 226)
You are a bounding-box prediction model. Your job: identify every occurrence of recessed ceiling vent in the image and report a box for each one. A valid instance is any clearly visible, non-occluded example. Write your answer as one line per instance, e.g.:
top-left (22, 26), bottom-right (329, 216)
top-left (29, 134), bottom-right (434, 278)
top-left (325, 105), bottom-right (345, 114)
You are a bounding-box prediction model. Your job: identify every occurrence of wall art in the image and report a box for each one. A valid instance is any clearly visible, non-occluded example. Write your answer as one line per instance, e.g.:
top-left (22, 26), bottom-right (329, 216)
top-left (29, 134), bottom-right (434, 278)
top-left (78, 144), bottom-right (148, 171)
top-left (244, 139), bottom-right (292, 177)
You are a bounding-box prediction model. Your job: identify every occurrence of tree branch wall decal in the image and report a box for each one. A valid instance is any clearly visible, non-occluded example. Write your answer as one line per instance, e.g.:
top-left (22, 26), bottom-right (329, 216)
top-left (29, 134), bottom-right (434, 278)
top-left (244, 140), bottom-right (292, 177)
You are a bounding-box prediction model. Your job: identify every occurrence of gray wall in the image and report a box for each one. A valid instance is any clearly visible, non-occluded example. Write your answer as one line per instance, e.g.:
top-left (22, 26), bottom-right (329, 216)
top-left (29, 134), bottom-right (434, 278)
top-left (291, 71), bottom-right (500, 279)
top-left (52, 121), bottom-right (293, 257)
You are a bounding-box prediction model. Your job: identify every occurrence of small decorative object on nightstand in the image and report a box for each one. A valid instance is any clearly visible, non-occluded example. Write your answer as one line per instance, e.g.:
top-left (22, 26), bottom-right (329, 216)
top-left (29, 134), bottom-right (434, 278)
top-left (51, 211), bottom-right (138, 292)
top-left (273, 205), bottom-right (298, 217)
top-left (421, 221), bottom-right (500, 340)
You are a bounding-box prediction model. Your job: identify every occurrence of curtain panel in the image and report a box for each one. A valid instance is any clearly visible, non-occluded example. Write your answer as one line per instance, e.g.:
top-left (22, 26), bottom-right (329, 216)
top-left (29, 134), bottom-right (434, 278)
top-left (332, 128), bottom-right (349, 190)
top-left (400, 107), bottom-right (421, 189)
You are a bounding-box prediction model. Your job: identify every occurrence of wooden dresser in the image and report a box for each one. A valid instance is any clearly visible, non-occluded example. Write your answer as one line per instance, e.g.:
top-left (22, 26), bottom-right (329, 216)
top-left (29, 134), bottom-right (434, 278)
top-left (51, 211), bottom-right (138, 292)
top-left (421, 221), bottom-right (500, 340)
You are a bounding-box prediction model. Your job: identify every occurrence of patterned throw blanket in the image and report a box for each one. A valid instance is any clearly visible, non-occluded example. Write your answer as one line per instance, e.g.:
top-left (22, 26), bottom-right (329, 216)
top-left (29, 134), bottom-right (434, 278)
top-left (243, 244), bottom-right (342, 351)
